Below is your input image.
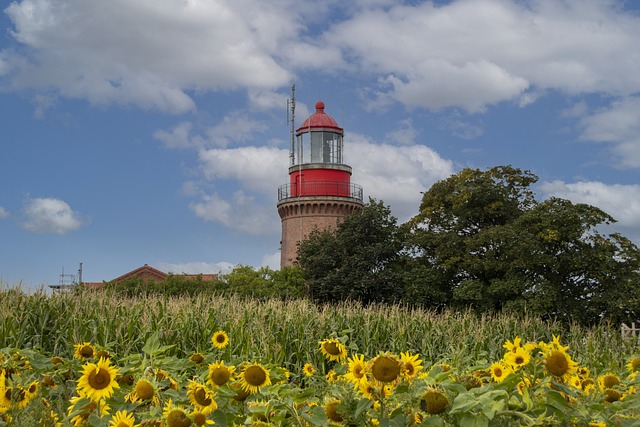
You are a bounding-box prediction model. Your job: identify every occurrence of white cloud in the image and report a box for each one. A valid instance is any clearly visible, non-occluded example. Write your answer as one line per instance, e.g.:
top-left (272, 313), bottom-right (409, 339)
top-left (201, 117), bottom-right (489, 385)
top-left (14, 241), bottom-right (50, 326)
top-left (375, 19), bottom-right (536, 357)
top-left (540, 180), bottom-right (640, 228)
top-left (384, 119), bottom-right (417, 145)
top-left (198, 146), bottom-right (288, 194)
top-left (261, 251), bottom-right (281, 270)
top-left (348, 134), bottom-right (454, 222)
top-left (153, 122), bottom-right (198, 150)
top-left (4, 0), bottom-right (292, 113)
top-left (320, 0), bottom-right (640, 111)
top-left (21, 197), bottom-right (84, 234)
top-left (155, 261), bottom-right (234, 275)
top-left (0, 206), bottom-right (8, 219)
top-left (206, 111), bottom-right (269, 148)
top-left (189, 191), bottom-right (279, 235)
top-left (578, 96), bottom-right (640, 168)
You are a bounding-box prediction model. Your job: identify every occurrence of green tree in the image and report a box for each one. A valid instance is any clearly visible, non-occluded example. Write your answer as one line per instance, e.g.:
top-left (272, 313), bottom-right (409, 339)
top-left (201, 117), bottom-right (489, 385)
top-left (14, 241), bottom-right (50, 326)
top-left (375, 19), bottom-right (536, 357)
top-left (298, 198), bottom-right (405, 304)
top-left (406, 165), bottom-right (640, 324)
top-left (218, 265), bottom-right (305, 300)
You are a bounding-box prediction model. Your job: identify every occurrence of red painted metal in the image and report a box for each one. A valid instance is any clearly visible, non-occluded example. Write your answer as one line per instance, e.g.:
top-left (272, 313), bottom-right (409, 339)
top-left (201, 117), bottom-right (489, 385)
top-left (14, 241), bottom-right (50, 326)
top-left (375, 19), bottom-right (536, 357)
top-left (289, 169), bottom-right (351, 197)
top-left (297, 101), bottom-right (343, 132)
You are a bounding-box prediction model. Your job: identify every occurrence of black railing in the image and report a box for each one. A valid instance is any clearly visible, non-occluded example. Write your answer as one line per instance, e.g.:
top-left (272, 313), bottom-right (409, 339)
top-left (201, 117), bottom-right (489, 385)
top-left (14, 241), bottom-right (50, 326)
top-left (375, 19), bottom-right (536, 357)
top-left (278, 181), bottom-right (363, 202)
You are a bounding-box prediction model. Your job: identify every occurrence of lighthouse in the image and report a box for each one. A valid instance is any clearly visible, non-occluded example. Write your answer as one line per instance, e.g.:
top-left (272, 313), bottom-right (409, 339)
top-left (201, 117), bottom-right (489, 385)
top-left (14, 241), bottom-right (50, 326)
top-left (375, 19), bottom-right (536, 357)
top-left (277, 98), bottom-right (364, 267)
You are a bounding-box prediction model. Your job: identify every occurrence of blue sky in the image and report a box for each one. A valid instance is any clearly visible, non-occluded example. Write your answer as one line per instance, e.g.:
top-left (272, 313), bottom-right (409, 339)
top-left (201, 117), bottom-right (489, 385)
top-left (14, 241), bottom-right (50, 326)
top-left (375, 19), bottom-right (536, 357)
top-left (1, 0), bottom-right (639, 289)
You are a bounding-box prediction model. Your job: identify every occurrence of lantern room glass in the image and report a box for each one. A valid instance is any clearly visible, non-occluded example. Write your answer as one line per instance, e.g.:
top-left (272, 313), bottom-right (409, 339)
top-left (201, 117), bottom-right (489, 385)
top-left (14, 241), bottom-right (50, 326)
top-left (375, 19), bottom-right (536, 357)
top-left (295, 131), bottom-right (343, 165)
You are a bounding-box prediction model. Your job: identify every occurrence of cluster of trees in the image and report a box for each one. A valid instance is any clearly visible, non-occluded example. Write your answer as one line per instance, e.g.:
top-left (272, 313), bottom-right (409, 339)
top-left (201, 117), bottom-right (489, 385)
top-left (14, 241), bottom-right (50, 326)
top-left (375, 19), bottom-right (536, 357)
top-left (297, 166), bottom-right (640, 326)
top-left (100, 265), bottom-right (305, 300)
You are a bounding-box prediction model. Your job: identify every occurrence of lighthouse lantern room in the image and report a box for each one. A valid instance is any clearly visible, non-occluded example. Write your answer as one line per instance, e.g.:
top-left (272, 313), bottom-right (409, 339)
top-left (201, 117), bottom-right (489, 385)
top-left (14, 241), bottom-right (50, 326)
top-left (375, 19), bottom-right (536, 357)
top-left (277, 100), bottom-right (364, 267)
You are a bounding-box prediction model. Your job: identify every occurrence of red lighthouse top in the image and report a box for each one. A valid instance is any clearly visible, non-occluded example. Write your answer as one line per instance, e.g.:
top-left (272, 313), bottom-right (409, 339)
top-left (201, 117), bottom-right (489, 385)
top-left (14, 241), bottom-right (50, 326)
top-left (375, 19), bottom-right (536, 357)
top-left (297, 101), bottom-right (343, 133)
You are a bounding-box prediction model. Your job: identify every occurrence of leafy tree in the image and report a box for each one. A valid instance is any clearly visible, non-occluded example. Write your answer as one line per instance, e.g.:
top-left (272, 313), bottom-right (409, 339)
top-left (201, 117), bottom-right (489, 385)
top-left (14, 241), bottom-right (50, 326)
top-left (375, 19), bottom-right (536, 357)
top-left (297, 198), bottom-right (405, 304)
top-left (406, 166), bottom-right (640, 324)
top-left (217, 265), bottom-right (306, 300)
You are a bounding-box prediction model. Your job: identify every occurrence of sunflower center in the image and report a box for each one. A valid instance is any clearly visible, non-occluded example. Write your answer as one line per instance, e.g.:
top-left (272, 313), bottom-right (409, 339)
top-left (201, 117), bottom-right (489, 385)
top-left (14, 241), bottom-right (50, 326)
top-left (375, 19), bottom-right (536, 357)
top-left (244, 366), bottom-right (267, 386)
top-left (210, 367), bottom-right (231, 386)
top-left (4, 388), bottom-right (12, 400)
top-left (545, 351), bottom-right (569, 377)
top-left (190, 354), bottom-right (204, 364)
top-left (194, 387), bottom-right (212, 406)
top-left (167, 409), bottom-right (192, 427)
top-left (353, 365), bottom-right (365, 378)
top-left (88, 367), bottom-right (112, 390)
top-left (135, 380), bottom-right (155, 400)
top-left (114, 423), bottom-right (129, 427)
top-left (494, 367), bottom-right (503, 377)
top-left (28, 383), bottom-right (37, 394)
top-left (515, 356), bottom-right (525, 365)
top-left (216, 335), bottom-right (226, 344)
top-left (323, 342), bottom-right (341, 356)
top-left (420, 389), bottom-right (448, 415)
top-left (603, 388), bottom-right (622, 403)
top-left (193, 412), bottom-right (207, 426)
top-left (371, 356), bottom-right (401, 383)
top-left (405, 363), bottom-right (415, 376)
top-left (602, 375), bottom-right (619, 389)
top-left (80, 346), bottom-right (94, 358)
top-left (325, 401), bottom-right (343, 423)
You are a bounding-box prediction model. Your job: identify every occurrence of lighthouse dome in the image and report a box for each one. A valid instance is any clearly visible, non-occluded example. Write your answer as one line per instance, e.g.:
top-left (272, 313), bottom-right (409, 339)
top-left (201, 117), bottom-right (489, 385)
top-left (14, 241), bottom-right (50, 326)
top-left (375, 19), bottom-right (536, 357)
top-left (297, 101), bottom-right (343, 133)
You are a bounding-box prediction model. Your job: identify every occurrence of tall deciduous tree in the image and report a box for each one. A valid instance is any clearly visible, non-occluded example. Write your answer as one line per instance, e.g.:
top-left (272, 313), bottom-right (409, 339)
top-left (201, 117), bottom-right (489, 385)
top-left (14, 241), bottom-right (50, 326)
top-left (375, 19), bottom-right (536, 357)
top-left (406, 166), bottom-right (640, 324)
top-left (297, 199), bottom-right (405, 304)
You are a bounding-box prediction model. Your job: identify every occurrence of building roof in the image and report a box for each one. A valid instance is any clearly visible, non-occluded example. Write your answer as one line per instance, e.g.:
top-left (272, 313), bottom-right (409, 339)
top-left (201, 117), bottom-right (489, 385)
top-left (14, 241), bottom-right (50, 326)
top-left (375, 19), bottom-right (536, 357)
top-left (112, 264), bottom-right (167, 283)
top-left (297, 101), bottom-right (343, 133)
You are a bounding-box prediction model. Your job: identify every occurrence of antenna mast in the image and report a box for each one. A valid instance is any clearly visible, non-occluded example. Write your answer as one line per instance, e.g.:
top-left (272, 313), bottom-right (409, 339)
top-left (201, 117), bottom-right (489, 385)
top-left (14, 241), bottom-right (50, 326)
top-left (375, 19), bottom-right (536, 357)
top-left (289, 84), bottom-right (296, 166)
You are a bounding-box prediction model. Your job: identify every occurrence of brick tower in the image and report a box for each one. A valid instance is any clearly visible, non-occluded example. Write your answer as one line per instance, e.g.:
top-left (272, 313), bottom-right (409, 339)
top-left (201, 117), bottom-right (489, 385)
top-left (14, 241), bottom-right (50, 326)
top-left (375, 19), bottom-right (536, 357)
top-left (277, 99), bottom-right (364, 267)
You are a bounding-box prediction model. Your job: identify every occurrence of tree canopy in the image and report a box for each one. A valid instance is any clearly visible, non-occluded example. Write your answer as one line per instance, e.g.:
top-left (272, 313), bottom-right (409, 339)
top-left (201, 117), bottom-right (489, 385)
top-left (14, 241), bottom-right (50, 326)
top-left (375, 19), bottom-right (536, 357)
top-left (298, 165), bottom-right (640, 325)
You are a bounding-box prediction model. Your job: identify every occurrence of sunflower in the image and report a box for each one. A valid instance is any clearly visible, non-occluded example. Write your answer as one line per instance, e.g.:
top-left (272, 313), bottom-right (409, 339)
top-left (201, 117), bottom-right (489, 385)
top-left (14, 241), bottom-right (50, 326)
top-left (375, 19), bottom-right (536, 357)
top-left (109, 410), bottom-right (137, 427)
top-left (344, 354), bottom-right (368, 387)
top-left (358, 380), bottom-right (376, 400)
top-left (318, 339), bottom-right (348, 362)
top-left (163, 399), bottom-right (192, 427)
top-left (503, 347), bottom-right (531, 370)
top-left (238, 363), bottom-right (271, 394)
top-left (0, 386), bottom-right (12, 409)
top-left (25, 380), bottom-right (39, 399)
top-left (324, 399), bottom-right (344, 424)
top-left (543, 348), bottom-right (577, 382)
top-left (192, 410), bottom-right (215, 426)
top-left (489, 361), bottom-right (513, 383)
top-left (303, 363), bottom-right (315, 377)
top-left (125, 378), bottom-right (158, 405)
top-left (95, 349), bottom-right (112, 360)
top-left (503, 336), bottom-right (536, 353)
top-left (68, 395), bottom-right (110, 427)
top-left (326, 370), bottom-right (338, 384)
top-left (76, 357), bottom-right (120, 402)
top-left (211, 330), bottom-right (229, 349)
top-left (187, 380), bottom-right (218, 414)
top-left (15, 386), bottom-right (30, 409)
top-left (598, 373), bottom-right (620, 391)
top-left (400, 351), bottom-right (423, 381)
top-left (207, 361), bottom-right (235, 387)
top-left (627, 357), bottom-right (640, 373)
top-left (74, 342), bottom-right (96, 360)
top-left (189, 353), bottom-right (205, 365)
top-left (368, 354), bottom-right (402, 384)
top-left (420, 387), bottom-right (448, 415)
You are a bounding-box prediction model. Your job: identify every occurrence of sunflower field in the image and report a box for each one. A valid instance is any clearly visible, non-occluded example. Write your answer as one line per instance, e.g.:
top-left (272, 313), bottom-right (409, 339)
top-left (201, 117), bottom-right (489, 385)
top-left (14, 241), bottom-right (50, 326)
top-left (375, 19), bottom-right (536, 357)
top-left (1, 286), bottom-right (640, 426)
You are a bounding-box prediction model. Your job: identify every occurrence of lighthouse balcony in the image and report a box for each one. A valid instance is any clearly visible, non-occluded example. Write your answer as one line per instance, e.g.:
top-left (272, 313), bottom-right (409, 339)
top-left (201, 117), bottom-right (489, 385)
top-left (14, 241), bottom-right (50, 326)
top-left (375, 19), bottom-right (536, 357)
top-left (278, 181), bottom-right (363, 202)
